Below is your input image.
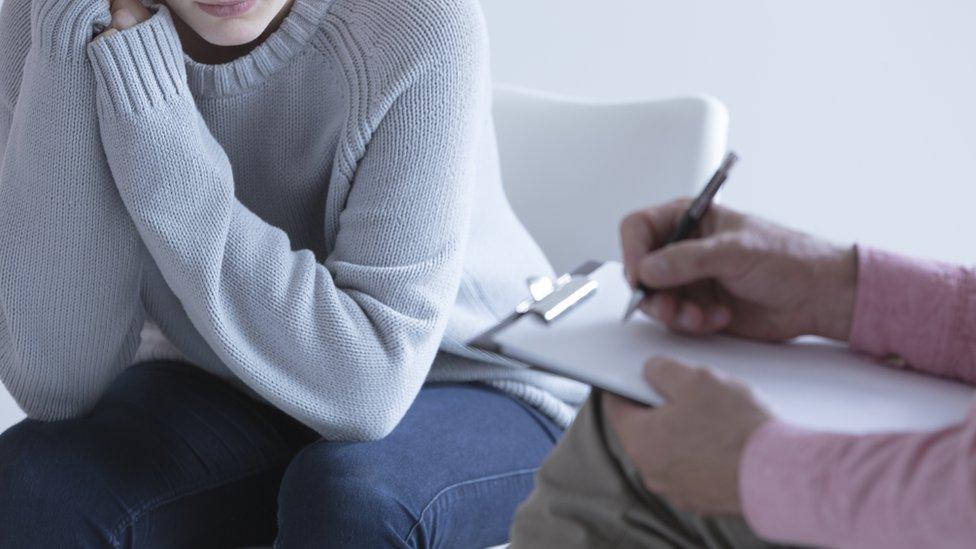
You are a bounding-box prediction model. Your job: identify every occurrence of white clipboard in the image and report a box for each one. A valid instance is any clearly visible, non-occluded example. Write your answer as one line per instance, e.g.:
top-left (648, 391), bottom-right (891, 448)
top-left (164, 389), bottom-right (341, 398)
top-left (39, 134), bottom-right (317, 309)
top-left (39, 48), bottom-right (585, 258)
top-left (471, 261), bottom-right (975, 434)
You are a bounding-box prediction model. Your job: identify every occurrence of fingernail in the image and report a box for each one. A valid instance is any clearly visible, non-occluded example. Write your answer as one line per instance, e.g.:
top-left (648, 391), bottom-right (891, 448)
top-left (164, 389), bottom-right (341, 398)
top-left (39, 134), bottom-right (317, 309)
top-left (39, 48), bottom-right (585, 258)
top-left (678, 308), bottom-right (696, 329)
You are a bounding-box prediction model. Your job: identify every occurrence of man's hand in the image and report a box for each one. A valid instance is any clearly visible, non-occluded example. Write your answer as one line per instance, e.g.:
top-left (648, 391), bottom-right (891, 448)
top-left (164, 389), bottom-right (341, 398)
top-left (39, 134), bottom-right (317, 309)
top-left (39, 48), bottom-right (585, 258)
top-left (603, 357), bottom-right (773, 515)
top-left (620, 199), bottom-right (858, 342)
top-left (94, 0), bottom-right (151, 40)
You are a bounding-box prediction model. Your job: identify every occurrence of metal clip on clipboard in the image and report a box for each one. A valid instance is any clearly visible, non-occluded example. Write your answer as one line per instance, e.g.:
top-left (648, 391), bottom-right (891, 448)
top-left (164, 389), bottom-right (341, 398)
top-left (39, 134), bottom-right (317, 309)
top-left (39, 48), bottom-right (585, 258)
top-left (470, 261), bottom-right (603, 353)
top-left (517, 273), bottom-right (600, 323)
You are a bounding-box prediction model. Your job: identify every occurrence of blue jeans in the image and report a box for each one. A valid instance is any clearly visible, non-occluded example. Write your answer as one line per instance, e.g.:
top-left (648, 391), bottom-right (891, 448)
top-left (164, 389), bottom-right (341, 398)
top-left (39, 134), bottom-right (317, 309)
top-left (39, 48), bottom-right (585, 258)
top-left (0, 360), bottom-right (562, 548)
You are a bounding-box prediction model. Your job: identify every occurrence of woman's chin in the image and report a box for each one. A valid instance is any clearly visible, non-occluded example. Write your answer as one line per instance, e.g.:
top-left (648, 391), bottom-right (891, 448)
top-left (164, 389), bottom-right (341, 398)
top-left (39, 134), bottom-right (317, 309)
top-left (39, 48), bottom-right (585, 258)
top-left (194, 23), bottom-right (265, 47)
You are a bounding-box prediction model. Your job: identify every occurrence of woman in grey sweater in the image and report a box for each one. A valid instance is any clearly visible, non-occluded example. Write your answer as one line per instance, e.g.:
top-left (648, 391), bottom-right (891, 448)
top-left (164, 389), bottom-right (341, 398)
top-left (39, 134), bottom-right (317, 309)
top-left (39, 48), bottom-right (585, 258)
top-left (0, 0), bottom-right (588, 546)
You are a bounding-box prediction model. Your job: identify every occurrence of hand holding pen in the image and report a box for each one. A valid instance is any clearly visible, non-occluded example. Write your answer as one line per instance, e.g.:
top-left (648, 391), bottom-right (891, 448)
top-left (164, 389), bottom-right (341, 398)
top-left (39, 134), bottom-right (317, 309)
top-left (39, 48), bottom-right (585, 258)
top-left (618, 154), bottom-right (858, 342)
top-left (623, 152), bottom-right (739, 321)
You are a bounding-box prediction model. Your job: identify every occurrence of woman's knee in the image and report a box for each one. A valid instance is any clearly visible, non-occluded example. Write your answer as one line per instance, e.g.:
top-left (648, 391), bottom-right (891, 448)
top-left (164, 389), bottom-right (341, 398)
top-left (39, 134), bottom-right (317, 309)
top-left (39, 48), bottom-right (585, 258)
top-left (0, 420), bottom-right (120, 547)
top-left (276, 441), bottom-right (412, 548)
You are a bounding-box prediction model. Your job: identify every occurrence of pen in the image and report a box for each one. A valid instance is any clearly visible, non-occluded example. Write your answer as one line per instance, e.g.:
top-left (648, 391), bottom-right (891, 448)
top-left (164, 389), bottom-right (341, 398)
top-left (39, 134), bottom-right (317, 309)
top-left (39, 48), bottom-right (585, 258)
top-left (622, 151), bottom-right (740, 322)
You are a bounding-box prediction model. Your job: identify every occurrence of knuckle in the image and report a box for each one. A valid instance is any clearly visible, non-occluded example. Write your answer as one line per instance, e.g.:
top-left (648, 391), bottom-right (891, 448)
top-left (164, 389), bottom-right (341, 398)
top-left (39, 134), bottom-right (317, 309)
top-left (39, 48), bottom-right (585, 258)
top-left (730, 380), bottom-right (757, 399)
top-left (714, 233), bottom-right (746, 254)
top-left (700, 366), bottom-right (722, 380)
top-left (688, 366), bottom-right (714, 385)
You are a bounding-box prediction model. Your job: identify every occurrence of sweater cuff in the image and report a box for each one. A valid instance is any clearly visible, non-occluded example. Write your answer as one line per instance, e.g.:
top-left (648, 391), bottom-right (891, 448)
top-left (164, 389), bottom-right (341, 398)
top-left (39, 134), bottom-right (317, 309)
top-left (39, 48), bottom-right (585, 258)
top-left (33, 0), bottom-right (111, 60)
top-left (87, 5), bottom-right (188, 116)
top-left (849, 245), bottom-right (963, 370)
top-left (740, 420), bottom-right (849, 545)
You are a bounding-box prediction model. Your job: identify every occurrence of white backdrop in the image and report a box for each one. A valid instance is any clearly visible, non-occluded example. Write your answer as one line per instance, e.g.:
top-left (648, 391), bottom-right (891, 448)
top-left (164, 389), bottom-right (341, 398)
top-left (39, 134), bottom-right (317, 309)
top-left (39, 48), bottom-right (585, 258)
top-left (2, 0), bottom-right (976, 431)
top-left (482, 0), bottom-right (976, 264)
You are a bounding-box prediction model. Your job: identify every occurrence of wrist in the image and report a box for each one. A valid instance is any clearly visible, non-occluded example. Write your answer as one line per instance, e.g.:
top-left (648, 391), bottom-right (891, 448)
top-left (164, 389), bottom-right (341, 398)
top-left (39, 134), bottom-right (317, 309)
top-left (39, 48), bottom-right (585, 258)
top-left (811, 244), bottom-right (858, 341)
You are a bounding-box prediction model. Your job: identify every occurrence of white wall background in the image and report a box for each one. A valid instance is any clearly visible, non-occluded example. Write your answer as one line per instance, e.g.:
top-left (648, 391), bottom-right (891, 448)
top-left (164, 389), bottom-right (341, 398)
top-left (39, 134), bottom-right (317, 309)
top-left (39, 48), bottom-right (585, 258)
top-left (2, 0), bottom-right (976, 432)
top-left (482, 0), bottom-right (976, 264)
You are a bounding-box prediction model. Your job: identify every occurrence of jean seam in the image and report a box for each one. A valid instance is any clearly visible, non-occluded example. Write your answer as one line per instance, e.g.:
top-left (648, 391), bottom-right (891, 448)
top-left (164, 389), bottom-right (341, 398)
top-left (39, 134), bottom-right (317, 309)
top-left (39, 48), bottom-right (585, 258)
top-left (401, 467), bottom-right (539, 544)
top-left (106, 458), bottom-right (291, 546)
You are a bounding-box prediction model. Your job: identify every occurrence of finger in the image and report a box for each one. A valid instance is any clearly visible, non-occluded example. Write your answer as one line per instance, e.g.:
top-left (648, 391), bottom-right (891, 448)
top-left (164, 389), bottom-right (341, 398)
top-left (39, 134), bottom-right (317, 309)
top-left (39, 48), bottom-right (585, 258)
top-left (702, 303), bottom-right (732, 332)
top-left (603, 392), bottom-right (648, 418)
top-left (620, 213), bottom-right (653, 288)
top-left (94, 28), bottom-right (119, 41)
top-left (690, 281), bottom-right (734, 333)
top-left (636, 236), bottom-right (741, 290)
top-left (642, 357), bottom-right (698, 402)
top-left (620, 199), bottom-right (693, 286)
top-left (111, 8), bottom-right (139, 30)
top-left (640, 292), bottom-right (679, 324)
top-left (651, 298), bottom-right (733, 336)
top-left (602, 392), bottom-right (652, 432)
top-left (115, 0), bottom-right (151, 18)
top-left (675, 282), bottom-right (732, 334)
top-left (673, 297), bottom-right (732, 335)
top-left (675, 301), bottom-right (705, 332)
top-left (111, 0), bottom-right (151, 30)
top-left (642, 286), bottom-right (717, 331)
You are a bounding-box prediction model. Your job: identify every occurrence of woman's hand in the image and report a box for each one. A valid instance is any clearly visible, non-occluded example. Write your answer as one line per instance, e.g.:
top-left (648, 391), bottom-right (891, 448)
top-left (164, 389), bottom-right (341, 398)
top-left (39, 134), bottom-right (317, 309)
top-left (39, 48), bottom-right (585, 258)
top-left (603, 357), bottom-right (773, 515)
top-left (620, 199), bottom-right (858, 342)
top-left (94, 0), bottom-right (151, 40)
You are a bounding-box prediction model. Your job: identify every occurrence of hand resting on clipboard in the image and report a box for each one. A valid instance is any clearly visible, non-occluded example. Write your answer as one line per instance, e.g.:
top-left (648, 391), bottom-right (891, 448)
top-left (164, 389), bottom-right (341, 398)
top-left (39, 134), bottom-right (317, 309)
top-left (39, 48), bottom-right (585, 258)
top-left (471, 261), bottom-right (975, 435)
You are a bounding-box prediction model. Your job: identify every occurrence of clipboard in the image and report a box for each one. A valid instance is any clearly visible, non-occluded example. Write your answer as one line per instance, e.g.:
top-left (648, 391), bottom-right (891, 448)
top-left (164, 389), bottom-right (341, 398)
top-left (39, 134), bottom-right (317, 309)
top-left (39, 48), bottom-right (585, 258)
top-left (471, 261), bottom-right (976, 434)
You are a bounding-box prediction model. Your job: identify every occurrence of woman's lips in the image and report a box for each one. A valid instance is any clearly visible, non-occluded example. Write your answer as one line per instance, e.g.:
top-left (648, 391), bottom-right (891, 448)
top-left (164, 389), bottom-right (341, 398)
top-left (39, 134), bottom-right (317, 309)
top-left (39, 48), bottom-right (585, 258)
top-left (195, 0), bottom-right (257, 18)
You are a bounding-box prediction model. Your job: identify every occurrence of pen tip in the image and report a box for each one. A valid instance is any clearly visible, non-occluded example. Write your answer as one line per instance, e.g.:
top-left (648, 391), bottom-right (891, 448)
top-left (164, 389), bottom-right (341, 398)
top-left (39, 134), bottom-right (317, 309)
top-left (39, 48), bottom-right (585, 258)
top-left (622, 304), bottom-right (636, 322)
top-left (723, 151), bottom-right (739, 169)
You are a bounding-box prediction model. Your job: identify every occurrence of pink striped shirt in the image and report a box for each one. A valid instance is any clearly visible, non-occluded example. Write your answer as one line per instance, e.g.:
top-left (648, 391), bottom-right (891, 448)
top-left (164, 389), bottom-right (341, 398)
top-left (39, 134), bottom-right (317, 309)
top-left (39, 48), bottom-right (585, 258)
top-left (740, 246), bottom-right (976, 548)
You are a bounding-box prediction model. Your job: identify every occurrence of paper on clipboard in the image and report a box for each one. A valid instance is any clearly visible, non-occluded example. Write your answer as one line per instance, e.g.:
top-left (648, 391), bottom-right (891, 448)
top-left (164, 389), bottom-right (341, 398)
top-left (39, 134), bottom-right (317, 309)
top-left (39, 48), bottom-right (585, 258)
top-left (483, 262), bottom-right (975, 435)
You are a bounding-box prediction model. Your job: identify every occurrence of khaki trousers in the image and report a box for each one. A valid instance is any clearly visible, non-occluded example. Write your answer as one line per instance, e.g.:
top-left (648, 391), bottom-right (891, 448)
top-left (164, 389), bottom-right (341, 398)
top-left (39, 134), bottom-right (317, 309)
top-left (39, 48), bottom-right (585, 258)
top-left (510, 392), bottom-right (804, 549)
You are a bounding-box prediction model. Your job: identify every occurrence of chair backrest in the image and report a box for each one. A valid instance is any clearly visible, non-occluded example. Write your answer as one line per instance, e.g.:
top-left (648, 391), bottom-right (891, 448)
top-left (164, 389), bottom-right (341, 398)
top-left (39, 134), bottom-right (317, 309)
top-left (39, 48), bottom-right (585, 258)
top-left (492, 85), bottom-right (730, 273)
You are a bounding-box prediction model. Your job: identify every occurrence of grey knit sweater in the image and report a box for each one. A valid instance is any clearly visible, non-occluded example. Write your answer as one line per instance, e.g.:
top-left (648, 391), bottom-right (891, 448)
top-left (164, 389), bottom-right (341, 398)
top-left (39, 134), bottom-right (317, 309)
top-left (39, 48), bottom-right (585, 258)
top-left (0, 0), bottom-right (588, 440)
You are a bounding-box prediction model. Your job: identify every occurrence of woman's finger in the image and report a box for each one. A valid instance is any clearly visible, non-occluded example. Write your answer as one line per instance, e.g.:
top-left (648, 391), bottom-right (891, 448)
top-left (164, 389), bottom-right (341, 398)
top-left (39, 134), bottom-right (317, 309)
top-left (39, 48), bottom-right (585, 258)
top-left (94, 27), bottom-right (118, 41)
top-left (111, 8), bottom-right (138, 30)
top-left (110, 0), bottom-right (151, 30)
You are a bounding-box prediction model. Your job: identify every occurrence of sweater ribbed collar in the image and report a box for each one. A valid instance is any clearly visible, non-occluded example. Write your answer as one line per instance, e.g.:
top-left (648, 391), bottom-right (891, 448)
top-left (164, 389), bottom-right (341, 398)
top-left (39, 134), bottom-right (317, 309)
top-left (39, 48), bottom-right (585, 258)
top-left (184, 0), bottom-right (334, 98)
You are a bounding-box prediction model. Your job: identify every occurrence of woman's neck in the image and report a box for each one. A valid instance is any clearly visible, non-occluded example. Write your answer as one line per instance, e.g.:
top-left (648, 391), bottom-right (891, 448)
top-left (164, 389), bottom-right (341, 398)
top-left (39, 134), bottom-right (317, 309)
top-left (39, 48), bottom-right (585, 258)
top-left (171, 1), bottom-right (295, 65)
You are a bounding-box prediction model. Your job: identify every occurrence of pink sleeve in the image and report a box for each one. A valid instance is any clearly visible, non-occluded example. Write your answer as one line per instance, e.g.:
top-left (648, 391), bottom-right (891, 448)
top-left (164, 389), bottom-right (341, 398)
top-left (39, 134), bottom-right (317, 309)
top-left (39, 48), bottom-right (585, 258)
top-left (849, 246), bottom-right (976, 383)
top-left (738, 246), bottom-right (976, 547)
top-left (740, 417), bottom-right (976, 548)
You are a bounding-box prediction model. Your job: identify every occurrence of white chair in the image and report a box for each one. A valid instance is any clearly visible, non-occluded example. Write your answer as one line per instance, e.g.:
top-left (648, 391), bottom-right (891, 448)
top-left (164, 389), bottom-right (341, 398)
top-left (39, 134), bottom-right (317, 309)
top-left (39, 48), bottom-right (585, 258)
top-left (492, 84), bottom-right (730, 273)
top-left (484, 86), bottom-right (729, 549)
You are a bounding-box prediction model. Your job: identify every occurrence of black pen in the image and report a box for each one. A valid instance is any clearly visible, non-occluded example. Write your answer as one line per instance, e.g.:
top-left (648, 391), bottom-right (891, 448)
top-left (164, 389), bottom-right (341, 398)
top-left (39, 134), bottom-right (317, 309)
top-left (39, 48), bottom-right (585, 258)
top-left (622, 151), bottom-right (740, 322)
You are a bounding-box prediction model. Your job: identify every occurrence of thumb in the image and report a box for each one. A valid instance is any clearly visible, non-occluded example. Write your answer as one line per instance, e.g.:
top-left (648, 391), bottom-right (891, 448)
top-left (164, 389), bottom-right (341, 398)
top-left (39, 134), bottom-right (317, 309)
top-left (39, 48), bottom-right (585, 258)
top-left (642, 357), bottom-right (696, 403)
top-left (636, 237), bottom-right (739, 289)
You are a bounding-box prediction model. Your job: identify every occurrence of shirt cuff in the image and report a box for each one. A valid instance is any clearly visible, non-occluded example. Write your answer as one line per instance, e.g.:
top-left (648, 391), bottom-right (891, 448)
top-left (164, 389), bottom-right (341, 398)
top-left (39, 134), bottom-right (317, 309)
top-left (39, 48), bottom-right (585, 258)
top-left (848, 245), bottom-right (963, 371)
top-left (740, 420), bottom-right (850, 545)
top-left (87, 5), bottom-right (189, 116)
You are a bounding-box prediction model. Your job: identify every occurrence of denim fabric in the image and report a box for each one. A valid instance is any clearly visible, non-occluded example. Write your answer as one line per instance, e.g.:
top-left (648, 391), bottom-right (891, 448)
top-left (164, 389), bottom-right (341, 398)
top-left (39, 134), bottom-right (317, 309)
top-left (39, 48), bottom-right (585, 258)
top-left (0, 361), bottom-right (562, 548)
top-left (275, 382), bottom-right (563, 548)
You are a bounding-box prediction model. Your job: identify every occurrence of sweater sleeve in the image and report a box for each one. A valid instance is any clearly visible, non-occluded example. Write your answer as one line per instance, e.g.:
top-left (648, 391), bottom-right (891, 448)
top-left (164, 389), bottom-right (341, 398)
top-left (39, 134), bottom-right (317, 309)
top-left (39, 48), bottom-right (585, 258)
top-left (87, 2), bottom-right (489, 441)
top-left (849, 246), bottom-right (976, 383)
top-left (740, 416), bottom-right (976, 548)
top-left (0, 0), bottom-right (146, 420)
top-left (737, 246), bottom-right (976, 547)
